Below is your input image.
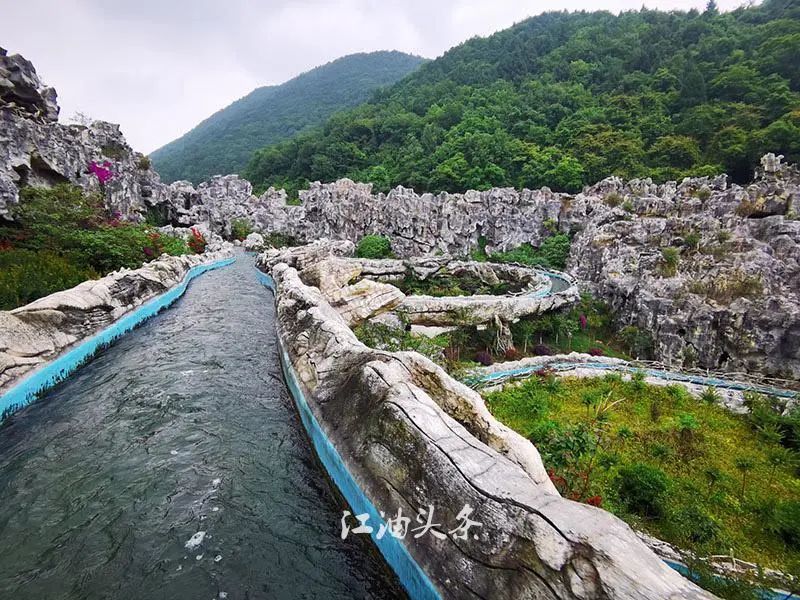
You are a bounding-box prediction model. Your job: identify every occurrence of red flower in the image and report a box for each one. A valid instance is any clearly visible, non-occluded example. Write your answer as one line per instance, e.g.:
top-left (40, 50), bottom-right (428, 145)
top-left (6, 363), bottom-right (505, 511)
top-left (188, 227), bottom-right (207, 254)
top-left (585, 495), bottom-right (603, 507)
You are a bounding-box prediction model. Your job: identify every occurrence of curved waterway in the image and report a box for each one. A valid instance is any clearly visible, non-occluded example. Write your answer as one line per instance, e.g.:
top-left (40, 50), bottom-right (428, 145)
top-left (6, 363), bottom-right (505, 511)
top-left (0, 256), bottom-right (406, 600)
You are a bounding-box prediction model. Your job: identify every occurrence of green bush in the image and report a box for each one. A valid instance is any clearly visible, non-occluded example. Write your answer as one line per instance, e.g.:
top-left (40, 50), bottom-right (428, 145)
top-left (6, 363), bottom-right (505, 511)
top-left (660, 247), bottom-right (680, 277)
top-left (480, 234), bottom-right (571, 270)
top-left (230, 218), bottom-right (252, 241)
top-left (0, 249), bottom-right (97, 309)
top-left (615, 463), bottom-right (669, 517)
top-left (775, 501), bottom-right (800, 548)
top-left (355, 234), bottom-right (393, 259)
top-left (671, 504), bottom-right (721, 544)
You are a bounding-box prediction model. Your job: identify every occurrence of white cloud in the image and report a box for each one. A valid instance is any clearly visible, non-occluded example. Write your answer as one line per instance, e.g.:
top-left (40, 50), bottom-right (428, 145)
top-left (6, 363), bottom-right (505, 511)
top-left (0, 0), bottom-right (749, 153)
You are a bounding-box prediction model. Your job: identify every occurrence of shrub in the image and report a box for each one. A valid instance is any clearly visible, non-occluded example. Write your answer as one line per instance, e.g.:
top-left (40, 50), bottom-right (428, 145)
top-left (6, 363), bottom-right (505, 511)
top-left (699, 387), bottom-right (722, 405)
top-left (230, 218), bottom-right (252, 241)
top-left (588, 347), bottom-right (605, 356)
top-left (774, 501), bottom-right (800, 548)
top-left (0, 186), bottom-right (193, 308)
top-left (618, 325), bottom-right (654, 359)
top-left (716, 229), bottom-right (732, 244)
top-left (355, 234), bottom-right (393, 259)
top-left (630, 370), bottom-right (647, 390)
top-left (480, 234), bottom-right (571, 270)
top-left (136, 155), bottom-right (151, 170)
top-left (188, 227), bottom-right (207, 254)
top-left (672, 504), bottom-right (721, 544)
top-left (660, 247), bottom-right (680, 277)
top-left (686, 270), bottom-right (763, 303)
top-left (0, 249), bottom-right (97, 309)
top-left (683, 231), bottom-right (701, 252)
top-left (88, 160), bottom-right (114, 184)
top-left (532, 344), bottom-right (552, 356)
top-left (604, 191), bottom-right (623, 207)
top-left (504, 347), bottom-right (520, 360)
top-left (615, 463), bottom-right (669, 517)
top-left (475, 350), bottom-right (493, 366)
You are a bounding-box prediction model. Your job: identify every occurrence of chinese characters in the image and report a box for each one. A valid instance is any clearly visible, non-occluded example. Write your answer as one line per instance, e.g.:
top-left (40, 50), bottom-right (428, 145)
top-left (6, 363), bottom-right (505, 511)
top-left (341, 504), bottom-right (482, 541)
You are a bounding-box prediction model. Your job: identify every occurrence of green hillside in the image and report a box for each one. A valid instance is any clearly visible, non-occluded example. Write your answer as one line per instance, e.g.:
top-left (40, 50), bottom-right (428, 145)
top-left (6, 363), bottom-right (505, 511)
top-left (150, 51), bottom-right (426, 184)
top-left (244, 0), bottom-right (800, 196)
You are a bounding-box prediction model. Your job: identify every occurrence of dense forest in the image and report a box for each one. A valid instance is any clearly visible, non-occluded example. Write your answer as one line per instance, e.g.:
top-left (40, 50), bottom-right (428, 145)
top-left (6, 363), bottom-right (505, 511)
top-left (244, 0), bottom-right (800, 196)
top-left (150, 51), bottom-right (425, 184)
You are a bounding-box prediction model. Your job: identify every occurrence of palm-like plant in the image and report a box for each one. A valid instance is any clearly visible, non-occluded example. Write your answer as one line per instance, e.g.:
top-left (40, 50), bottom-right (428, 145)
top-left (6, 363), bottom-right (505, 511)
top-left (734, 456), bottom-right (756, 499)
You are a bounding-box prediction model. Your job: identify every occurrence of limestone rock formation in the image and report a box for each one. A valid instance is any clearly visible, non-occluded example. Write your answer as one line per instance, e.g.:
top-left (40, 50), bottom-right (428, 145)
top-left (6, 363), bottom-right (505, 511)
top-left (569, 156), bottom-right (800, 380)
top-left (0, 247), bottom-right (233, 393)
top-left (268, 261), bottom-right (714, 599)
top-left (243, 232), bottom-right (265, 252)
top-left (256, 239), bottom-right (355, 271)
top-left (0, 48), bottom-right (58, 122)
top-left (0, 49), bottom-right (170, 220)
top-left (239, 160), bottom-right (798, 380)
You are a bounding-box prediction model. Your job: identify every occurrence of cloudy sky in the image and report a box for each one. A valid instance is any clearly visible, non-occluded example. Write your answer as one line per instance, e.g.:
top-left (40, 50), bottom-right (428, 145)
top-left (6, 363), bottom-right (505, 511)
top-left (2, 0), bottom-right (745, 154)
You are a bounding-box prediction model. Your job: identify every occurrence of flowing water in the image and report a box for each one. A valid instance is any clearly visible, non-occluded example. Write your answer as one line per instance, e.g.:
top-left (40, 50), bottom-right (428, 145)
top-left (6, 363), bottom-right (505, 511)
top-left (0, 256), bottom-right (406, 600)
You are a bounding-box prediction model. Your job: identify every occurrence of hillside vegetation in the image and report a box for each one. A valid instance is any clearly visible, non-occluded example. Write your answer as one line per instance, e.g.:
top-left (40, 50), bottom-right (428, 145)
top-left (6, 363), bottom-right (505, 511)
top-left (0, 186), bottom-right (197, 309)
top-left (150, 51), bottom-right (425, 184)
top-left (245, 1), bottom-right (800, 196)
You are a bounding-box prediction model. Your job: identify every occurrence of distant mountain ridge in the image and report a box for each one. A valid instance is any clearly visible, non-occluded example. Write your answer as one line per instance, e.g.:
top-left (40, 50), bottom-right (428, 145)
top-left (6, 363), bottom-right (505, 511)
top-left (150, 51), bottom-right (426, 184)
top-left (243, 0), bottom-right (800, 196)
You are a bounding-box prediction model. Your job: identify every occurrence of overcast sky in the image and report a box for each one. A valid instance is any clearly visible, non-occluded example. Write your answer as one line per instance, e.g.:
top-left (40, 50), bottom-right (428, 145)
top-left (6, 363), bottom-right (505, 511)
top-left (1, 0), bottom-right (746, 154)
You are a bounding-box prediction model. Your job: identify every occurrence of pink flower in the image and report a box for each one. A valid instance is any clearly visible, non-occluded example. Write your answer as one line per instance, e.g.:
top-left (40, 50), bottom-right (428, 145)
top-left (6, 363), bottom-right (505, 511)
top-left (89, 161), bottom-right (114, 184)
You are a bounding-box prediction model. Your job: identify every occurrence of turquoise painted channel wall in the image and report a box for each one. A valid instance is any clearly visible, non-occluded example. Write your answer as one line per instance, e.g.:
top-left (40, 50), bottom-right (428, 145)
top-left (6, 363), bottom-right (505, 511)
top-left (255, 269), bottom-right (442, 600)
top-left (0, 256), bottom-right (236, 419)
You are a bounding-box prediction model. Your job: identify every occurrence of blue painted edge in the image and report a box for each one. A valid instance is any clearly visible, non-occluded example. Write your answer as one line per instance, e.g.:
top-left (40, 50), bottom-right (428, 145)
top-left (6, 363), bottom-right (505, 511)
top-left (469, 361), bottom-right (797, 400)
top-left (255, 269), bottom-right (442, 600)
top-left (664, 560), bottom-right (792, 600)
top-left (0, 256), bottom-right (236, 420)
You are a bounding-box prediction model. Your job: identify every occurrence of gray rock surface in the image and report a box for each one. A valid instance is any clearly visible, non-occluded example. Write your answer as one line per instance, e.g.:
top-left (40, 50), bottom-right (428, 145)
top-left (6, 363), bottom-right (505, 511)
top-left (0, 247), bottom-right (233, 393)
top-left (242, 232), bottom-right (265, 252)
top-left (0, 48), bottom-right (59, 122)
top-left (569, 155), bottom-right (800, 380)
top-left (268, 261), bottom-right (714, 599)
top-left (326, 279), bottom-right (406, 326)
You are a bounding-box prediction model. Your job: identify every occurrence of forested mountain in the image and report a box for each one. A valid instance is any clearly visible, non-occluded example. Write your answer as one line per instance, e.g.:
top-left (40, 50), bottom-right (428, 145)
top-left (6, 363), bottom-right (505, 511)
top-left (150, 51), bottom-right (425, 184)
top-left (244, 0), bottom-right (800, 195)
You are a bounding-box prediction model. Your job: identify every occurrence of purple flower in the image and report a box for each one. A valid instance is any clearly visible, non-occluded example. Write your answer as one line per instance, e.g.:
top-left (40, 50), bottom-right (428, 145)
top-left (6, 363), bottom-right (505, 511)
top-left (89, 161), bottom-right (114, 184)
top-left (579, 314), bottom-right (588, 330)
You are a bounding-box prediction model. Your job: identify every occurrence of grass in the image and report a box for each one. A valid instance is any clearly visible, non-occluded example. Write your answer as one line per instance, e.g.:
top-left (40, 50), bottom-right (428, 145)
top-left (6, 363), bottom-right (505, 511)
top-left (484, 374), bottom-right (800, 578)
